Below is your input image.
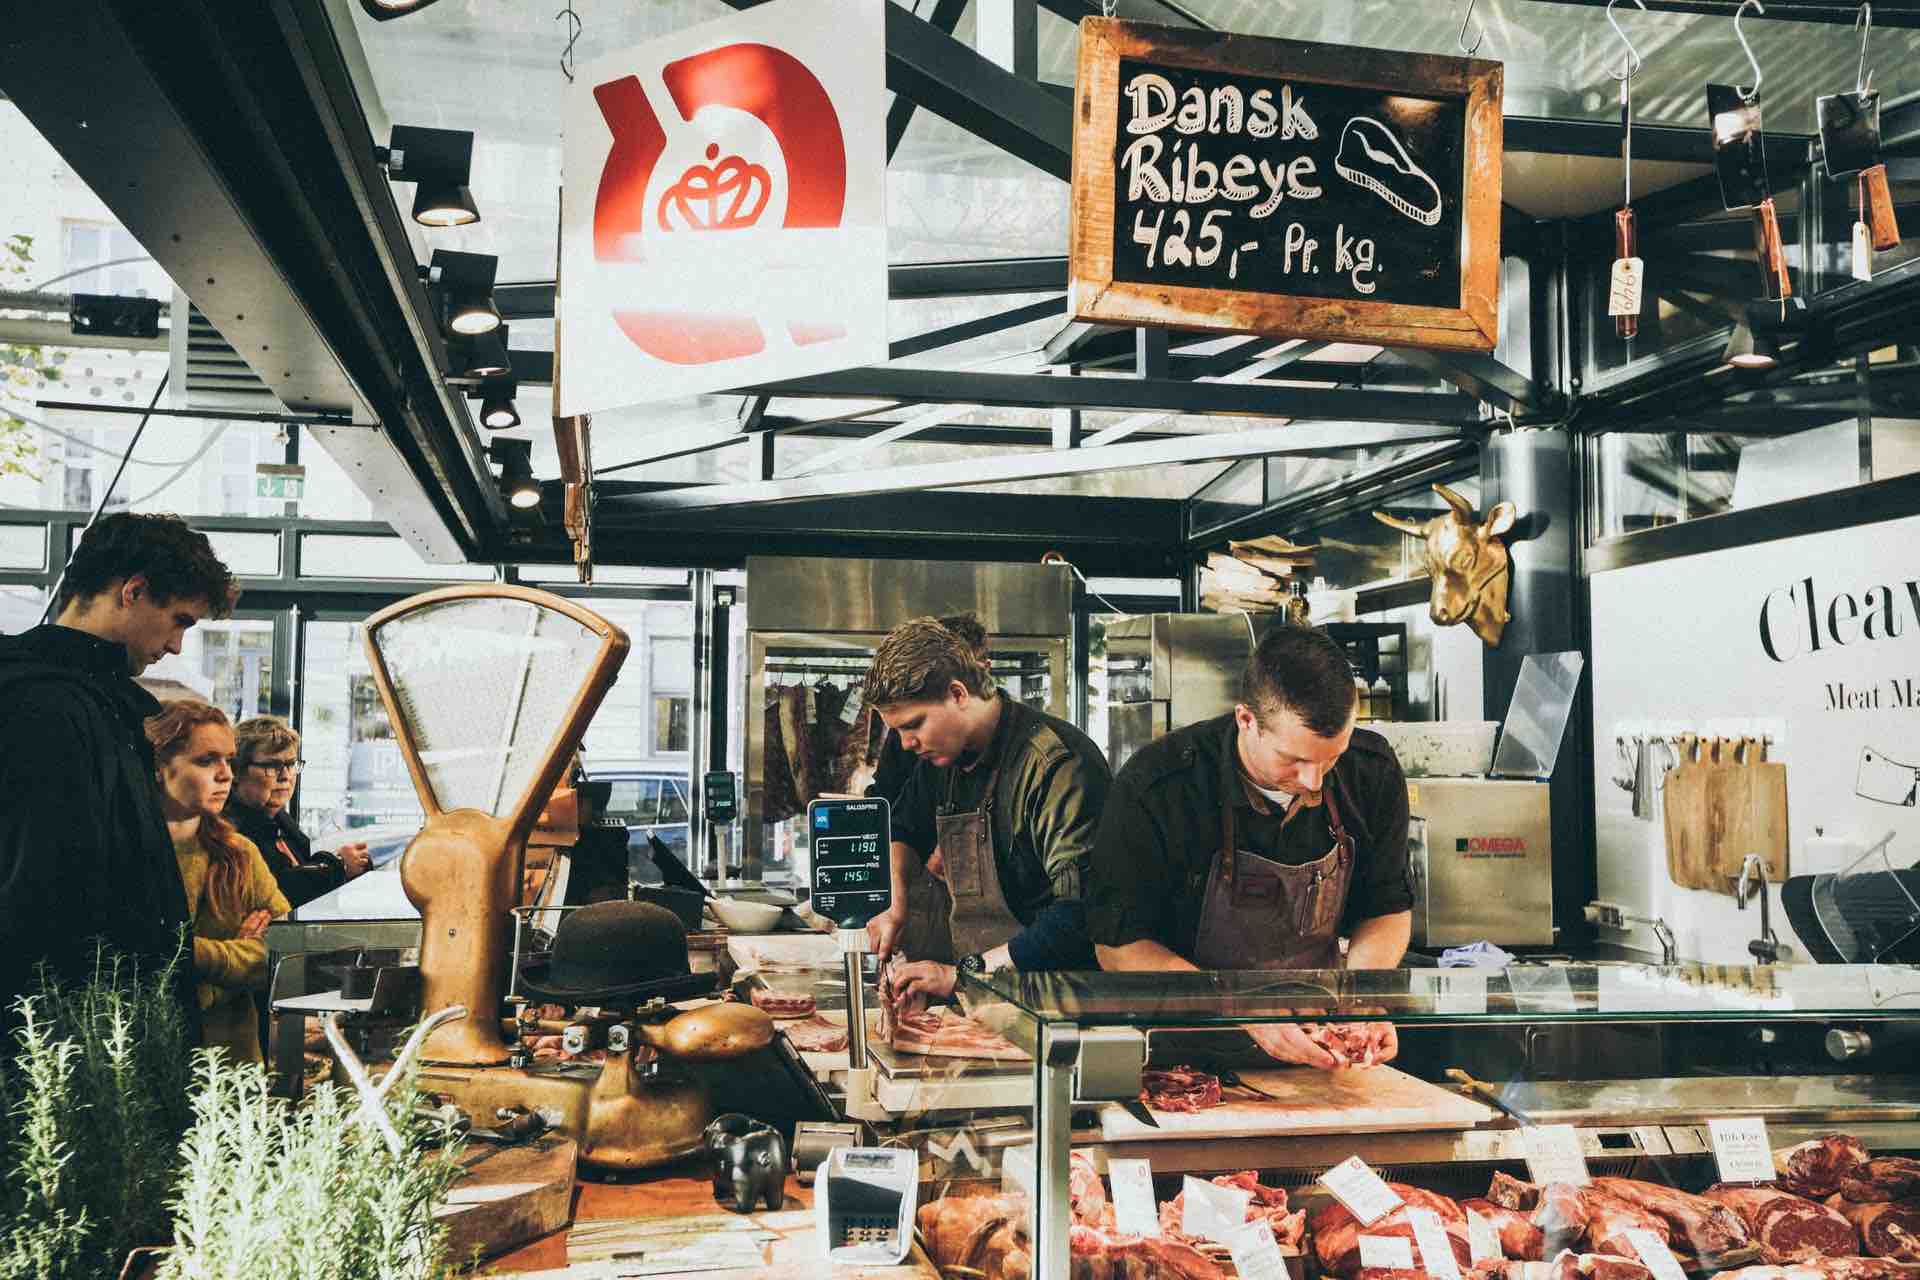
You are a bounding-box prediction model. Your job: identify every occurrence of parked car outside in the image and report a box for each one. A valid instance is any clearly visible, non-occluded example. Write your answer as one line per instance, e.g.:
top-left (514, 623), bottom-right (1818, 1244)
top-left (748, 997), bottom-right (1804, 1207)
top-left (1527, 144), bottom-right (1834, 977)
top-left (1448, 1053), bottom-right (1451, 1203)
top-left (586, 765), bottom-right (692, 881)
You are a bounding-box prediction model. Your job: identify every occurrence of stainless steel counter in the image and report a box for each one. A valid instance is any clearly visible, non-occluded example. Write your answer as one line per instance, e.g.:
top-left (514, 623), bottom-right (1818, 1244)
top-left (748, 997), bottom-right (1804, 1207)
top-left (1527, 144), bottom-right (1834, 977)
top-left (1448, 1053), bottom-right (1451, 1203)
top-left (1495, 1073), bottom-right (1920, 1126)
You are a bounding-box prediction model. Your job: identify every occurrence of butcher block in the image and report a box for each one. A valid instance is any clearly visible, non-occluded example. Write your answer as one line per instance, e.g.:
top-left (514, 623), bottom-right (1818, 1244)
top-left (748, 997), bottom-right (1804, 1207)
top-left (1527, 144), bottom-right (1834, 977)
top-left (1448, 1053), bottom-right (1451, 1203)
top-left (1098, 1064), bottom-right (1496, 1141)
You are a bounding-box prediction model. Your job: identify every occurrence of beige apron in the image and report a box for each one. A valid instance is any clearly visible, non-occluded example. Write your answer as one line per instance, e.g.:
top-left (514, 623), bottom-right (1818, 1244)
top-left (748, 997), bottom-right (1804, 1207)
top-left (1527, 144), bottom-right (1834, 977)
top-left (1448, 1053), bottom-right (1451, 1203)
top-left (1191, 731), bottom-right (1355, 970)
top-left (902, 700), bottom-right (1027, 961)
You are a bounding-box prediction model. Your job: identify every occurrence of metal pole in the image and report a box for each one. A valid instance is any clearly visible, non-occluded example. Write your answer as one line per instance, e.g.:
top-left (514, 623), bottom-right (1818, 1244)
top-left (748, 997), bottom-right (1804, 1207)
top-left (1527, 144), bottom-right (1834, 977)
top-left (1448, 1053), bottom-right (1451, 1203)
top-left (689, 568), bottom-right (715, 878)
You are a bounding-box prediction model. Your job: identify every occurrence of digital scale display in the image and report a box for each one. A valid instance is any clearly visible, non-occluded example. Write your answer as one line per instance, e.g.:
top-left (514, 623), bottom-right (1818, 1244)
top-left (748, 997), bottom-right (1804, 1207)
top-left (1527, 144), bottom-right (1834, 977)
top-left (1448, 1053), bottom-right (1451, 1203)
top-left (808, 797), bottom-right (891, 928)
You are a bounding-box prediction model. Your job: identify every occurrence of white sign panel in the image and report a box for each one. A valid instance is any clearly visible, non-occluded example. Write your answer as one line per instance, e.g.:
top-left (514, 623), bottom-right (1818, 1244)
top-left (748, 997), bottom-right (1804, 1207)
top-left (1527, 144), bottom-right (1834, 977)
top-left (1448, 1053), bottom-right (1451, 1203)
top-left (559, 0), bottom-right (887, 413)
top-left (1321, 1156), bottom-right (1403, 1226)
top-left (1110, 1159), bottom-right (1161, 1237)
top-left (1708, 1116), bottom-right (1776, 1183)
top-left (1359, 1236), bottom-right (1416, 1270)
top-left (1521, 1124), bottom-right (1590, 1186)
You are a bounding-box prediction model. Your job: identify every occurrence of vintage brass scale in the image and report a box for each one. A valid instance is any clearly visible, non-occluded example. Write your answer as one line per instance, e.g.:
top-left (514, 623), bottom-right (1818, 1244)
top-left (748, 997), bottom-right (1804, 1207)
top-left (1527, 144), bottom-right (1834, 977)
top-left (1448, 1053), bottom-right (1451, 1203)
top-left (360, 584), bottom-right (768, 1172)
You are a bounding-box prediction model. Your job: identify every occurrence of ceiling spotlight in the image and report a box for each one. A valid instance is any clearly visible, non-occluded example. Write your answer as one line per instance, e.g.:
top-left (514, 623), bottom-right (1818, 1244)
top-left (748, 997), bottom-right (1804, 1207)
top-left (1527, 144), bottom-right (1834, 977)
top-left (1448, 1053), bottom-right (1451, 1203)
top-left (489, 438), bottom-right (540, 510)
top-left (1724, 318), bottom-right (1777, 371)
top-left (452, 322), bottom-right (511, 379)
top-left (476, 377), bottom-right (520, 430)
top-left (359, 0), bottom-right (443, 22)
top-left (377, 126), bottom-right (477, 226)
top-left (427, 249), bottom-right (500, 335)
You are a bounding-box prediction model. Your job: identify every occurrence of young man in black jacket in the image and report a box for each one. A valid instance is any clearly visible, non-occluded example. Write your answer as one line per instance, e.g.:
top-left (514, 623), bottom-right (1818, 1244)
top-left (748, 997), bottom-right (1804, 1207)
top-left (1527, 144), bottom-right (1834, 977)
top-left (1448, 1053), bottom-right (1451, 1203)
top-left (0, 513), bottom-right (236, 1035)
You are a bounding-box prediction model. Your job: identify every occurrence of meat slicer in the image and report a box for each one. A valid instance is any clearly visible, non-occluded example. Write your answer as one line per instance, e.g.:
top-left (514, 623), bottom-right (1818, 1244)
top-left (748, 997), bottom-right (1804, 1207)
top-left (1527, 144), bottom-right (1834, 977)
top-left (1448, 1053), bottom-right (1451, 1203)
top-left (356, 585), bottom-right (773, 1174)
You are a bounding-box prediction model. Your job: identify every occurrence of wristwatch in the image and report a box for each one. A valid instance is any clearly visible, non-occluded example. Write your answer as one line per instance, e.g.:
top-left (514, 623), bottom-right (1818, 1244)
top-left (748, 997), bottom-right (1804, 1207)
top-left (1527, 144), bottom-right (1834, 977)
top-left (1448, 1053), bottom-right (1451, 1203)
top-left (956, 951), bottom-right (987, 977)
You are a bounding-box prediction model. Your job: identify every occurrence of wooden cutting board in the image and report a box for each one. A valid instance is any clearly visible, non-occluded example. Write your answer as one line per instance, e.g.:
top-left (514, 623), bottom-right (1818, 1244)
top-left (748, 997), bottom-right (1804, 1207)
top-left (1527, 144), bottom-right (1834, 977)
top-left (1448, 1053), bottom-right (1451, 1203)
top-left (1667, 737), bottom-right (1788, 892)
top-left (1097, 1064), bottom-right (1495, 1141)
top-left (1665, 735), bottom-right (1715, 891)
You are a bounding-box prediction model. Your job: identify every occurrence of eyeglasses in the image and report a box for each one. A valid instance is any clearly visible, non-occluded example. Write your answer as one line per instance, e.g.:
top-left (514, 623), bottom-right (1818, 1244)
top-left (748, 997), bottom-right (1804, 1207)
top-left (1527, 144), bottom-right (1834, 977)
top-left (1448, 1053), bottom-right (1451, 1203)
top-left (250, 757), bottom-right (305, 776)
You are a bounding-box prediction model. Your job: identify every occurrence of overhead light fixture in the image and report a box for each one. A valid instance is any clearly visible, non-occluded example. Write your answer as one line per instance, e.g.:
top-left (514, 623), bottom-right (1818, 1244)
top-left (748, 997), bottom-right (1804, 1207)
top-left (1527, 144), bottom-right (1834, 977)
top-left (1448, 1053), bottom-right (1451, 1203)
top-left (489, 438), bottom-right (540, 510)
top-left (452, 322), bottom-right (511, 379)
top-left (1724, 317), bottom-right (1777, 370)
top-left (377, 126), bottom-right (477, 226)
top-left (427, 249), bottom-right (500, 335)
top-left (359, 0), bottom-right (443, 22)
top-left (475, 377), bottom-right (520, 430)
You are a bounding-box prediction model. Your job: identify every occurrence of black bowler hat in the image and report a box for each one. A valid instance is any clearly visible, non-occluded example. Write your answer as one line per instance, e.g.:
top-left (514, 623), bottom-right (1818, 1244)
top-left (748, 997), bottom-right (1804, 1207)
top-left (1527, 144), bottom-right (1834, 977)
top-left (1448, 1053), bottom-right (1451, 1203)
top-left (519, 900), bottom-right (718, 1003)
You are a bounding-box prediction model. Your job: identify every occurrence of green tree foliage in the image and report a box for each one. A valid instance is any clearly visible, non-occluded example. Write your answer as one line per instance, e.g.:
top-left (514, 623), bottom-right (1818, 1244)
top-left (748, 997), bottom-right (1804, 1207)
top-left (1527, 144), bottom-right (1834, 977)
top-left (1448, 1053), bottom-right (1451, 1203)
top-left (1, 232), bottom-right (65, 479)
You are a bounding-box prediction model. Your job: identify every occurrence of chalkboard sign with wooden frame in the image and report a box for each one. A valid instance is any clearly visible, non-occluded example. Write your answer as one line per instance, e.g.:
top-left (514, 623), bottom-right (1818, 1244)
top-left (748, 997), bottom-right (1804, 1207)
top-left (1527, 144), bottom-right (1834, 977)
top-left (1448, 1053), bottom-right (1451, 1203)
top-left (1070, 19), bottom-right (1504, 352)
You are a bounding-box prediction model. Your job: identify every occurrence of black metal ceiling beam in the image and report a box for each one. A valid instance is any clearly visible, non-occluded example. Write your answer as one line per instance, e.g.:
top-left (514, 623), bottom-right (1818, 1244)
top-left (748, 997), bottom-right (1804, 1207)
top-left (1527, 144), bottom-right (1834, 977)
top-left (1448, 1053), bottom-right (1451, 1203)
top-left (738, 367), bottom-right (1483, 423)
top-left (887, 0), bottom-right (970, 159)
top-left (889, 295), bottom-right (1066, 361)
top-left (1521, 0), bottom-right (1920, 26)
top-left (1395, 349), bottom-right (1557, 413)
top-left (1506, 115), bottom-right (1809, 168)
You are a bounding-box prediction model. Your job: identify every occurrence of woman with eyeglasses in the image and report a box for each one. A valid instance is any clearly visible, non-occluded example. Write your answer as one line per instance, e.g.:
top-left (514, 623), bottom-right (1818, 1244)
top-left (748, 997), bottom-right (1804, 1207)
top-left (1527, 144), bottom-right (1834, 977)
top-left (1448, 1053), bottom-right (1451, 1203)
top-left (226, 715), bottom-right (371, 909)
top-left (147, 699), bottom-right (289, 1064)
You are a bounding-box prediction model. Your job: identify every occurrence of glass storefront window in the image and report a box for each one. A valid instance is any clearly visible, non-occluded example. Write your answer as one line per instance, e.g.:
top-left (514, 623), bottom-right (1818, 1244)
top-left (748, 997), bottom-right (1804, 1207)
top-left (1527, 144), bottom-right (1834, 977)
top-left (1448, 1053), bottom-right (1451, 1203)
top-left (0, 585), bottom-right (48, 633)
top-left (297, 619), bottom-right (421, 838)
top-left (651, 638), bottom-right (693, 755)
top-left (1590, 420), bottom-right (1869, 539)
top-left (142, 618), bottom-right (273, 721)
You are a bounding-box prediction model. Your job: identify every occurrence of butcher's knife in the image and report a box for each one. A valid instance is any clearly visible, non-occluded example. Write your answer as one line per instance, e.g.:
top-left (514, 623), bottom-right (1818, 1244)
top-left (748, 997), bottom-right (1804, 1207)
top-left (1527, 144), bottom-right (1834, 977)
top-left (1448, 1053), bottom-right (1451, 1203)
top-left (1445, 1067), bottom-right (1536, 1126)
top-left (1706, 83), bottom-right (1790, 300)
top-left (1209, 1064), bottom-right (1283, 1102)
top-left (1119, 1098), bottom-right (1162, 1129)
top-left (1819, 87), bottom-right (1900, 262)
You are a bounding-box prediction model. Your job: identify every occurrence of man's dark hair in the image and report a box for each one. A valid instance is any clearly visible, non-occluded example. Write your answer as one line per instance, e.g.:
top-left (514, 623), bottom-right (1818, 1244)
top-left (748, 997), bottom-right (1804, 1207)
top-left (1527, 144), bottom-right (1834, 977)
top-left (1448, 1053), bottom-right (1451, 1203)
top-left (62, 513), bottom-right (238, 618)
top-left (1240, 624), bottom-right (1357, 737)
top-left (864, 615), bottom-right (995, 707)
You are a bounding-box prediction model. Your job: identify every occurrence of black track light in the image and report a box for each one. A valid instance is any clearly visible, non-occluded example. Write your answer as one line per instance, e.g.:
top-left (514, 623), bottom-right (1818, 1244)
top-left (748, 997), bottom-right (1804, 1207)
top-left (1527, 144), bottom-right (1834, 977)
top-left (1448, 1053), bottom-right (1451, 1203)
top-left (359, 0), bottom-right (443, 22)
top-left (476, 377), bottom-right (520, 430)
top-left (452, 322), bottom-right (511, 379)
top-left (429, 250), bottom-right (500, 335)
top-left (378, 126), bottom-right (477, 227)
top-left (488, 438), bottom-right (539, 510)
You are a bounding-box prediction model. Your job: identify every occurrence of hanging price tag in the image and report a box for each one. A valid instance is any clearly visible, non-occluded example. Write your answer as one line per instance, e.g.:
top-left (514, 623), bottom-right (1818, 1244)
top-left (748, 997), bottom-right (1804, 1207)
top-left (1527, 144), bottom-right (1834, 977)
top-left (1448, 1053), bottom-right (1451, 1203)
top-left (1628, 1228), bottom-right (1690, 1280)
top-left (1109, 1159), bottom-right (1161, 1237)
top-left (1227, 1220), bottom-right (1292, 1280)
top-left (839, 691), bottom-right (863, 726)
top-left (1181, 1175), bottom-right (1253, 1244)
top-left (1708, 1117), bottom-right (1775, 1184)
top-left (1359, 1236), bottom-right (1417, 1270)
top-left (1321, 1156), bottom-right (1404, 1226)
top-left (1853, 221), bottom-right (1873, 281)
top-left (1522, 1125), bottom-right (1591, 1186)
top-left (1408, 1207), bottom-right (1464, 1280)
top-left (1467, 1211), bottom-right (1502, 1264)
top-left (1608, 256), bottom-right (1645, 317)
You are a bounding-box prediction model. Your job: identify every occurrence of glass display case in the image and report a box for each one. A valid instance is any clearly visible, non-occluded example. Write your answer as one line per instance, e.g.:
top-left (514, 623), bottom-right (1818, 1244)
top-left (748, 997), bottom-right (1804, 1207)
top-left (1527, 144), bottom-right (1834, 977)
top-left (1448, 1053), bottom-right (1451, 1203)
top-left (899, 964), bottom-right (1920, 1280)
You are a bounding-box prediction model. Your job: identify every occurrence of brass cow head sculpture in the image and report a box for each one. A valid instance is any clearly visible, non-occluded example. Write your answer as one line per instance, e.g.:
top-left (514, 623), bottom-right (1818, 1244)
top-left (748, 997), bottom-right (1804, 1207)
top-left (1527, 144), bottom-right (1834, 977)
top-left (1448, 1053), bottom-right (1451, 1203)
top-left (1373, 484), bottom-right (1518, 647)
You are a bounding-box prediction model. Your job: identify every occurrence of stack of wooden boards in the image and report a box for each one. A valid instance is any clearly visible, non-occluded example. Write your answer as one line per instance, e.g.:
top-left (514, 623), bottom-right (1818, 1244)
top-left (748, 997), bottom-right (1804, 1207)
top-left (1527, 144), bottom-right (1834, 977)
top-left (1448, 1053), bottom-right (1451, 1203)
top-left (1664, 735), bottom-right (1789, 893)
top-left (1199, 536), bottom-right (1317, 615)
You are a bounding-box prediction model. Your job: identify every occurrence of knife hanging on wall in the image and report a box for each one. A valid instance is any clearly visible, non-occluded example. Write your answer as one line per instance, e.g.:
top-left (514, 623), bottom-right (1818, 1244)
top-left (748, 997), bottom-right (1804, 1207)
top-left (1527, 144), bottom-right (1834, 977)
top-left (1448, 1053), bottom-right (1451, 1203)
top-left (1817, 5), bottom-right (1898, 281)
top-left (1609, 0), bottom-right (1649, 339)
top-left (1706, 2), bottom-right (1790, 301)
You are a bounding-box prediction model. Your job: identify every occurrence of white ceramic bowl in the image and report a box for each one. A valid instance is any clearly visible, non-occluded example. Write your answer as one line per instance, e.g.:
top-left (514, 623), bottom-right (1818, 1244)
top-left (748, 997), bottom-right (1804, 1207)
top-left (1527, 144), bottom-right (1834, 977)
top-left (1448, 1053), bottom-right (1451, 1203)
top-left (706, 896), bottom-right (785, 933)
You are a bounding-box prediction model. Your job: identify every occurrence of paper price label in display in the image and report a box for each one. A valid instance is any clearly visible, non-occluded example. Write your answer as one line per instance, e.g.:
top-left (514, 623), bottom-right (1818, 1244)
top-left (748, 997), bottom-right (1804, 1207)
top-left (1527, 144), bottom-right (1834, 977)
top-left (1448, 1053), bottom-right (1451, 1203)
top-left (1322, 1156), bottom-right (1403, 1226)
top-left (1359, 1236), bottom-right (1417, 1270)
top-left (1522, 1124), bottom-right (1590, 1186)
top-left (1608, 256), bottom-right (1645, 317)
top-left (1854, 221), bottom-right (1873, 281)
top-left (1413, 970), bottom-right (1488, 1015)
top-left (1408, 1207), bottom-right (1463, 1280)
top-left (1708, 1117), bottom-right (1775, 1184)
top-left (1181, 1175), bottom-right (1253, 1245)
top-left (1109, 1159), bottom-right (1160, 1238)
top-left (1467, 1211), bottom-right (1502, 1264)
top-left (1227, 1221), bottom-right (1291, 1280)
top-left (1628, 1228), bottom-right (1689, 1280)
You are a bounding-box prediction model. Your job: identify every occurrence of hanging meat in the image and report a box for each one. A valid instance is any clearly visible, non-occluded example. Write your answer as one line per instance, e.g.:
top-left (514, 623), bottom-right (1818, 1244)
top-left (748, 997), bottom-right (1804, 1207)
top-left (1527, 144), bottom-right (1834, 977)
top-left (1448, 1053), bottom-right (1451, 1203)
top-left (831, 694), bottom-right (883, 797)
top-left (1824, 1196), bottom-right (1920, 1263)
top-left (1701, 1185), bottom-right (1860, 1262)
top-left (1313, 1184), bottom-right (1473, 1278)
top-left (809, 680), bottom-right (854, 793)
top-left (776, 683), bottom-right (817, 807)
top-left (761, 687), bottom-right (804, 823)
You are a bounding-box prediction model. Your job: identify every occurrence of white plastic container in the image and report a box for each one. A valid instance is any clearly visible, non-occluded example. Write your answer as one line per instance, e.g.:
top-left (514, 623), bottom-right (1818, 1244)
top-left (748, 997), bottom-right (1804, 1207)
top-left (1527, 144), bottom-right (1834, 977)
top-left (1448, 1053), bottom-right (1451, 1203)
top-left (1366, 720), bottom-right (1500, 778)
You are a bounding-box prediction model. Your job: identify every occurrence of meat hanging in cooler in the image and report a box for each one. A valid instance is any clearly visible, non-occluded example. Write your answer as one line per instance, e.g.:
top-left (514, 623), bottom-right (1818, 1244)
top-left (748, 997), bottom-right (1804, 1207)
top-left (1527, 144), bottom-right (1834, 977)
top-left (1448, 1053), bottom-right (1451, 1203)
top-left (761, 686), bottom-right (804, 823)
top-left (1701, 1185), bottom-right (1860, 1263)
top-left (776, 683), bottom-right (818, 807)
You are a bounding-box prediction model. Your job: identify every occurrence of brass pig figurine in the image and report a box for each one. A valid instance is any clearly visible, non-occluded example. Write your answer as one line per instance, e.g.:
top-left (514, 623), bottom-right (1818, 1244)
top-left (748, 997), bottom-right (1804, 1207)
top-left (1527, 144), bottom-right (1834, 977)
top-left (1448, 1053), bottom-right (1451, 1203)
top-left (1373, 483), bottom-right (1518, 647)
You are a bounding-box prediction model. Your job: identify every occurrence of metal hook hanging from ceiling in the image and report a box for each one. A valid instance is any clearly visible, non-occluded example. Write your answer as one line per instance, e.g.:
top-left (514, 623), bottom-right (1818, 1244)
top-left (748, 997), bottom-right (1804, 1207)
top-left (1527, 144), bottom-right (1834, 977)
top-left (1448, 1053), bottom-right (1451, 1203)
top-left (1734, 0), bottom-right (1765, 102)
top-left (1459, 0), bottom-right (1484, 55)
top-left (1607, 0), bottom-right (1649, 81)
top-left (1856, 3), bottom-right (1874, 95)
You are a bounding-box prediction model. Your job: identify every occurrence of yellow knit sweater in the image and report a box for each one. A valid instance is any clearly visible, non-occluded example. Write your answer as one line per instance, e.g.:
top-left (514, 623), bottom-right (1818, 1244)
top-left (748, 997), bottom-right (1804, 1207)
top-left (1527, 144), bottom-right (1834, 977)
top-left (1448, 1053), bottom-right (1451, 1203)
top-left (173, 829), bottom-right (290, 1066)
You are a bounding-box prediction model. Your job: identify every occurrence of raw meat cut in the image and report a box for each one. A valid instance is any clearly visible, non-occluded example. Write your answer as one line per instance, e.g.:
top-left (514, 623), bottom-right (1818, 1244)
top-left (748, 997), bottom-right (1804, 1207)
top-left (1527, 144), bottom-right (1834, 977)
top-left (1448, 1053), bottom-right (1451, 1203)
top-left (1583, 1188), bottom-right (1675, 1259)
top-left (1702, 1186), bottom-right (1858, 1262)
top-left (1777, 1137), bottom-right (1875, 1199)
top-left (779, 1014), bottom-right (849, 1054)
top-left (1480, 1176), bottom-right (1669, 1259)
top-left (776, 684), bottom-right (817, 809)
top-left (1462, 1198), bottom-right (1547, 1260)
top-left (1307, 1021), bottom-right (1387, 1066)
top-left (1140, 1066), bottom-right (1224, 1113)
top-left (749, 988), bottom-right (816, 1018)
top-left (1158, 1171), bottom-right (1307, 1249)
top-left (762, 688), bottom-right (804, 823)
top-left (1840, 1161), bottom-right (1920, 1205)
top-left (1489, 1173), bottom-right (1546, 1212)
top-left (1713, 1261), bottom-right (1920, 1280)
top-left (1314, 1183), bottom-right (1472, 1277)
top-left (1066, 1224), bottom-right (1234, 1280)
top-left (1587, 1178), bottom-right (1751, 1262)
top-left (1070, 1151), bottom-right (1110, 1228)
top-left (888, 1006), bottom-right (1029, 1060)
top-left (1825, 1196), bottom-right (1920, 1263)
top-left (916, 1194), bottom-right (1235, 1280)
top-left (1573, 1255), bottom-right (1656, 1280)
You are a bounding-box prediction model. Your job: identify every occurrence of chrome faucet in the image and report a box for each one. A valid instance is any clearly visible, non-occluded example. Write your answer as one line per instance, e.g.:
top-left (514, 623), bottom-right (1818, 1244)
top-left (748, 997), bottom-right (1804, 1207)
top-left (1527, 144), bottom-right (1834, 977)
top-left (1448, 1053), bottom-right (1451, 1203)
top-left (1736, 853), bottom-right (1785, 963)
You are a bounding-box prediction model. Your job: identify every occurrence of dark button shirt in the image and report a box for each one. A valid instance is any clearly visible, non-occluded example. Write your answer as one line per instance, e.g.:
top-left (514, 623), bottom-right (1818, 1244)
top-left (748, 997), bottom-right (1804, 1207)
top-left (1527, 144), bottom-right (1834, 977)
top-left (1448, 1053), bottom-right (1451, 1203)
top-left (890, 695), bottom-right (1111, 928)
top-left (1085, 713), bottom-right (1412, 957)
top-left (0, 624), bottom-right (195, 1033)
top-left (224, 799), bottom-right (346, 910)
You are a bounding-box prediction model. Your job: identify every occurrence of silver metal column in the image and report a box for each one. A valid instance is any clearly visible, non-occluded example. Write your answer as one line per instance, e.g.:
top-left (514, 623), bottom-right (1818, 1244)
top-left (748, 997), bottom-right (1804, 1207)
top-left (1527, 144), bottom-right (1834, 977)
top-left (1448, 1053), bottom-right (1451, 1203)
top-left (1035, 1023), bottom-right (1078, 1280)
top-left (689, 567), bottom-right (715, 880)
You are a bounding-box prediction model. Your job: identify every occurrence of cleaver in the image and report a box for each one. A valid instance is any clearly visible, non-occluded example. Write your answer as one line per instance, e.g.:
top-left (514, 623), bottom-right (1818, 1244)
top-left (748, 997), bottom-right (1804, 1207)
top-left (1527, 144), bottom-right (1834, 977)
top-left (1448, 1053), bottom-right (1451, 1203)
top-left (1857, 746), bottom-right (1919, 807)
top-left (1707, 83), bottom-right (1791, 300)
top-left (1818, 88), bottom-right (1901, 254)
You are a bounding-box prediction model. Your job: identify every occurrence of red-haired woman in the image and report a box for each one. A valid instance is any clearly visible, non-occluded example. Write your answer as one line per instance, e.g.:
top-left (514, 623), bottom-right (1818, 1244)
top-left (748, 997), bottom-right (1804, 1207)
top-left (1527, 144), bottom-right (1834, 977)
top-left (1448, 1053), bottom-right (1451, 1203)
top-left (146, 699), bottom-right (290, 1064)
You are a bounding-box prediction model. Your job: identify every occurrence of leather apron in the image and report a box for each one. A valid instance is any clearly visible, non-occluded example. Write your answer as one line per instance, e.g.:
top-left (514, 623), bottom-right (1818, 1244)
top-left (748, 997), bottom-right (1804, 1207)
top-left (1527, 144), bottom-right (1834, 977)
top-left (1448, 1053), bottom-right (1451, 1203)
top-left (926, 700), bottom-right (1028, 959)
top-left (1191, 732), bottom-right (1355, 970)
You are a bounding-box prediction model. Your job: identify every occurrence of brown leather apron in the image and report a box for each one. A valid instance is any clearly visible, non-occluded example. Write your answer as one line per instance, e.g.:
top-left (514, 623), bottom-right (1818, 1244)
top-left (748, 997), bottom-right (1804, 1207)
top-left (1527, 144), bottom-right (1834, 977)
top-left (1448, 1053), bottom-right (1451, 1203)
top-left (1191, 731), bottom-right (1355, 970)
top-left (898, 863), bottom-right (955, 964)
top-left (912, 700), bottom-right (1027, 960)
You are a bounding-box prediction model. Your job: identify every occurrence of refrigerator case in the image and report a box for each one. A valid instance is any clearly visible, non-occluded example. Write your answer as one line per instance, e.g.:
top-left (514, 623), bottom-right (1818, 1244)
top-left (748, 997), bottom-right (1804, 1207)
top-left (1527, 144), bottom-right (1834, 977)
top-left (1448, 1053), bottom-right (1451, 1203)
top-left (1408, 777), bottom-right (1555, 947)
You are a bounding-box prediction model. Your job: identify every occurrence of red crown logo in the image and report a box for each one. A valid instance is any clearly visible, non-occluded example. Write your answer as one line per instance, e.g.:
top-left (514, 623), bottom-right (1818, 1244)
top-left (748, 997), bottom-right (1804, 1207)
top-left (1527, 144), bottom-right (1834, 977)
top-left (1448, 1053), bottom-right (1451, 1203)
top-left (657, 144), bottom-right (771, 232)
